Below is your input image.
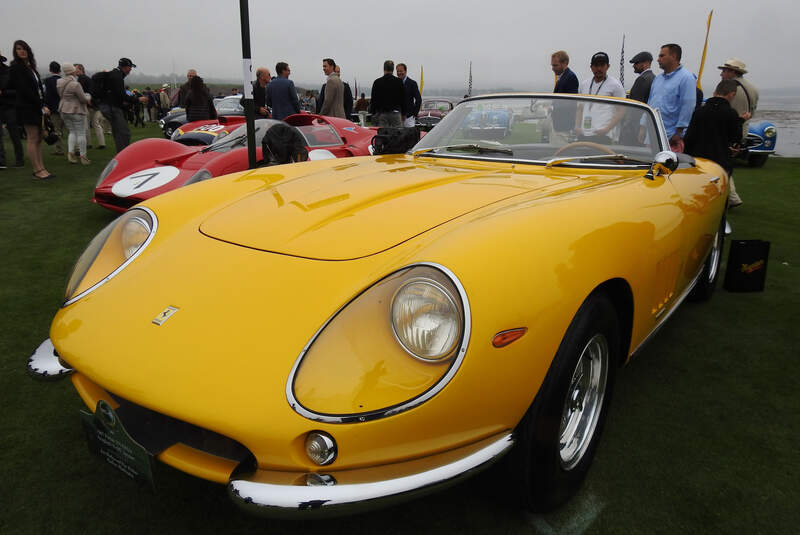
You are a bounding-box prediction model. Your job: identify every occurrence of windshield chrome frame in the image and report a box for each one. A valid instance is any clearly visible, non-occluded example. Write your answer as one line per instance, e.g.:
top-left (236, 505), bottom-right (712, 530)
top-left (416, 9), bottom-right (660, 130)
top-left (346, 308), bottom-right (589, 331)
top-left (413, 93), bottom-right (667, 167)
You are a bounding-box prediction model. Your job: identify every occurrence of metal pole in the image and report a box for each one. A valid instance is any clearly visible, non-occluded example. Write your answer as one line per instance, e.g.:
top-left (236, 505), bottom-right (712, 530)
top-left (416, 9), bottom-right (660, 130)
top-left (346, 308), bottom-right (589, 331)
top-left (239, 0), bottom-right (256, 169)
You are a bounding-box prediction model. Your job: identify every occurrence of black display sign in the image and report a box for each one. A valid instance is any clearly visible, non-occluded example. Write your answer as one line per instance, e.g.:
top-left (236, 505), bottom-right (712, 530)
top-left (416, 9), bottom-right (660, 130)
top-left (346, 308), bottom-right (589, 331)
top-left (80, 400), bottom-right (155, 489)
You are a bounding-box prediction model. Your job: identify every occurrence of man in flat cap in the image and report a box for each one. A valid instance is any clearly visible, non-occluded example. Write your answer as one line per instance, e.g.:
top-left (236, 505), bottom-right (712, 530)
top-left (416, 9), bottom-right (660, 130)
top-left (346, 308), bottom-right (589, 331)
top-left (629, 51), bottom-right (654, 103)
top-left (718, 58), bottom-right (759, 207)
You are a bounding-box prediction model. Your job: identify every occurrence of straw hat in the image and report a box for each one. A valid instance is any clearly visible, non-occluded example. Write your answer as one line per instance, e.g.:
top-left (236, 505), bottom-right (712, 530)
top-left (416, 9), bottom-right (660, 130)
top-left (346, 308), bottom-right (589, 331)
top-left (717, 58), bottom-right (747, 74)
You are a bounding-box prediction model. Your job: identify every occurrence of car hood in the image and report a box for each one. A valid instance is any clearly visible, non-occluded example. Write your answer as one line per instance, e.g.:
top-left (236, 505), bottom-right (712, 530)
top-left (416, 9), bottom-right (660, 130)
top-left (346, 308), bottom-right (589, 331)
top-left (199, 155), bottom-right (585, 260)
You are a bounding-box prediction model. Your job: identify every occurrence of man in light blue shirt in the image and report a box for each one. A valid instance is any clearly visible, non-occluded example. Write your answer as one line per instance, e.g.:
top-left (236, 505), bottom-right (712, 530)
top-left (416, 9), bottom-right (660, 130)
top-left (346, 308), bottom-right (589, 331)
top-left (647, 43), bottom-right (696, 152)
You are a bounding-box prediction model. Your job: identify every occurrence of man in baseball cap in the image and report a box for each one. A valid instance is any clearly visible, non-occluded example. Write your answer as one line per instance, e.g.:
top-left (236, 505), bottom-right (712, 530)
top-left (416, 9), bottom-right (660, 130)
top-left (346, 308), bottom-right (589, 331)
top-left (104, 57), bottom-right (147, 152)
top-left (629, 51), bottom-right (654, 103)
top-left (576, 52), bottom-right (626, 140)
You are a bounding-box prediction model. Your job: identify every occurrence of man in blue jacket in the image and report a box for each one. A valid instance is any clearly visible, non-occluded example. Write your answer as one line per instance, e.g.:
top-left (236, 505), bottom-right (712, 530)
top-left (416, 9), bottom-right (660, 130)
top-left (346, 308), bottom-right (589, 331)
top-left (266, 62), bottom-right (300, 121)
top-left (550, 50), bottom-right (578, 141)
top-left (396, 63), bottom-right (421, 127)
top-left (551, 51), bottom-right (578, 93)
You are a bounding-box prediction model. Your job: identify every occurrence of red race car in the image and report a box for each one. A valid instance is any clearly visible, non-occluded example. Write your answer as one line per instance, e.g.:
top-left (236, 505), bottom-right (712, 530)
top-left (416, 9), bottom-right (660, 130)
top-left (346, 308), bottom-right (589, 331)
top-left (93, 114), bottom-right (378, 213)
top-left (171, 115), bottom-right (247, 145)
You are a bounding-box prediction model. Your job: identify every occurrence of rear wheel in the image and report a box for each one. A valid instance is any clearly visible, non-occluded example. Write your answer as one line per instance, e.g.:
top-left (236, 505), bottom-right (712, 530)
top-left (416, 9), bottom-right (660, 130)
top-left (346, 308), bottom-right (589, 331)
top-left (515, 293), bottom-right (620, 512)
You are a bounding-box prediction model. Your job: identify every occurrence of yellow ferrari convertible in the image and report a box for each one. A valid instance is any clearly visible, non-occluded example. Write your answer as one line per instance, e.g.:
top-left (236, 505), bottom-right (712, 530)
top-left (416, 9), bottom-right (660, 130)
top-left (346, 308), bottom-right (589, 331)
top-left (29, 93), bottom-right (728, 516)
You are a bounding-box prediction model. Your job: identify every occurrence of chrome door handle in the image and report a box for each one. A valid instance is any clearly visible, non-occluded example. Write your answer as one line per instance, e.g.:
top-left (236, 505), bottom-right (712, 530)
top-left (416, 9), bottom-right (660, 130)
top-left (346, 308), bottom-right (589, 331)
top-left (709, 176), bottom-right (720, 183)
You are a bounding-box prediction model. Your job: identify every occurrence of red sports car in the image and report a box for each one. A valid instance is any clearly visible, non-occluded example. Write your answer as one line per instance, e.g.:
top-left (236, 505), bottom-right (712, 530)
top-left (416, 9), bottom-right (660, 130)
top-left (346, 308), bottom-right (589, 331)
top-left (93, 114), bottom-right (378, 213)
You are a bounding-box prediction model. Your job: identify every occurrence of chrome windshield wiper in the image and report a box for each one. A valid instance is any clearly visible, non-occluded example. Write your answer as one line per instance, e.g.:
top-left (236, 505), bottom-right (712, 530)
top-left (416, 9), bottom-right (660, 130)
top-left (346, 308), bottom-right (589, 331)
top-left (412, 142), bottom-right (514, 158)
top-left (545, 153), bottom-right (652, 168)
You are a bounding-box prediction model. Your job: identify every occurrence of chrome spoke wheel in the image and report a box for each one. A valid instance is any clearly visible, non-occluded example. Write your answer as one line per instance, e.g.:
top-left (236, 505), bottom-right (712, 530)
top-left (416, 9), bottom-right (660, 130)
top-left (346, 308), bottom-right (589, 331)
top-left (558, 333), bottom-right (609, 470)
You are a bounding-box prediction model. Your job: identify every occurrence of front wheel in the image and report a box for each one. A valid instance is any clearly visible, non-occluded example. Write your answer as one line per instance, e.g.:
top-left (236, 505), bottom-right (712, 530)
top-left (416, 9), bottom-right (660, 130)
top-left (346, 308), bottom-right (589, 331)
top-left (515, 293), bottom-right (620, 512)
top-left (747, 153), bottom-right (768, 168)
top-left (689, 213), bottom-right (726, 302)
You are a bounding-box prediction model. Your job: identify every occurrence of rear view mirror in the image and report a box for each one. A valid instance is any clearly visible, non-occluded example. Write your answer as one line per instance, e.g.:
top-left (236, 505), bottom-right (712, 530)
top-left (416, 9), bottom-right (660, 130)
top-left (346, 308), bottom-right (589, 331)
top-left (645, 151), bottom-right (678, 179)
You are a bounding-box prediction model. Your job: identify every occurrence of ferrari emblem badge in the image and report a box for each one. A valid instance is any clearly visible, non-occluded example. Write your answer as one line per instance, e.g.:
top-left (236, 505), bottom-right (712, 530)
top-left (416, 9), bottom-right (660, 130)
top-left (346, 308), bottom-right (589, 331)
top-left (152, 306), bottom-right (179, 326)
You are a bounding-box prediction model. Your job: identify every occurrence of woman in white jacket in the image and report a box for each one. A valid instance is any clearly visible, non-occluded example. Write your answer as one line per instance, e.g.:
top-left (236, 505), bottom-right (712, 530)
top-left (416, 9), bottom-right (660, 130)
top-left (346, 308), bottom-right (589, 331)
top-left (56, 62), bottom-right (90, 164)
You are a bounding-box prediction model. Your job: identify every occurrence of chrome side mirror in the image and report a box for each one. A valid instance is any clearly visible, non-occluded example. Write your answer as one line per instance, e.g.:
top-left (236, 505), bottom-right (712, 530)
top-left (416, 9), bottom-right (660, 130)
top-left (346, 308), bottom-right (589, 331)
top-left (645, 151), bottom-right (678, 180)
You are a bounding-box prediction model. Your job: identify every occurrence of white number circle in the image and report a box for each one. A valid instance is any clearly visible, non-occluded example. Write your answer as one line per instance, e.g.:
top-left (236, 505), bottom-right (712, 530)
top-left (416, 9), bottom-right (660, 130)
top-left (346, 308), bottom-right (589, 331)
top-left (111, 166), bottom-right (181, 198)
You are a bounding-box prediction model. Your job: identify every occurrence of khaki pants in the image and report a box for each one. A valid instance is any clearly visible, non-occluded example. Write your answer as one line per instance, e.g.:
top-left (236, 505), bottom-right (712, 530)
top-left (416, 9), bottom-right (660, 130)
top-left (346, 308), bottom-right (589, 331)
top-left (88, 109), bottom-right (105, 146)
top-left (50, 112), bottom-right (66, 153)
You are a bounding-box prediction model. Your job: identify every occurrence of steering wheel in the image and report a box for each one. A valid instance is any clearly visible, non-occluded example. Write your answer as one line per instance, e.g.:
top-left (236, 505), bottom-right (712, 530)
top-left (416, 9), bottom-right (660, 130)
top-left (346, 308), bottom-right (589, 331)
top-left (553, 141), bottom-right (617, 157)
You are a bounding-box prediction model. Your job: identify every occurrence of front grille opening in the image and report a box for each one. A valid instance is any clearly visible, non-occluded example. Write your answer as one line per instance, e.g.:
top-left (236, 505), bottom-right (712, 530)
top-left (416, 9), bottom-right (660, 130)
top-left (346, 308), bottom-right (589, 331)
top-left (108, 391), bottom-right (253, 464)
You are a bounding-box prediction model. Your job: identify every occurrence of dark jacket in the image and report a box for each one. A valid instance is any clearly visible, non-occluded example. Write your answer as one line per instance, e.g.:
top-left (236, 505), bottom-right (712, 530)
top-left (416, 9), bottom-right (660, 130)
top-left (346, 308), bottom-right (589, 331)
top-left (684, 96), bottom-right (742, 174)
top-left (252, 79), bottom-right (269, 117)
top-left (629, 69), bottom-right (654, 103)
top-left (343, 81), bottom-right (353, 118)
top-left (0, 61), bottom-right (17, 107)
top-left (368, 73), bottom-right (406, 116)
top-left (266, 76), bottom-right (300, 121)
top-left (9, 62), bottom-right (44, 110)
top-left (401, 76), bottom-right (422, 117)
top-left (315, 83), bottom-right (325, 113)
top-left (44, 74), bottom-right (60, 111)
top-left (107, 67), bottom-right (138, 108)
top-left (553, 68), bottom-right (578, 94)
top-left (185, 88), bottom-right (216, 122)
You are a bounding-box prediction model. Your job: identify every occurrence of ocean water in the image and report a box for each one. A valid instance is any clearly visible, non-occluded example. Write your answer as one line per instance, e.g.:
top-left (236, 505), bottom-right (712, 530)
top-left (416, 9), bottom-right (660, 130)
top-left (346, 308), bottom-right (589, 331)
top-left (756, 96), bottom-right (799, 157)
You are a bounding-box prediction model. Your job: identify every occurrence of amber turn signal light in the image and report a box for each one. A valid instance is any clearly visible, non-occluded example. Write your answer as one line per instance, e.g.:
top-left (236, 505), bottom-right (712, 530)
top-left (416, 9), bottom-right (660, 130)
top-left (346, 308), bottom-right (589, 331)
top-left (492, 328), bottom-right (528, 348)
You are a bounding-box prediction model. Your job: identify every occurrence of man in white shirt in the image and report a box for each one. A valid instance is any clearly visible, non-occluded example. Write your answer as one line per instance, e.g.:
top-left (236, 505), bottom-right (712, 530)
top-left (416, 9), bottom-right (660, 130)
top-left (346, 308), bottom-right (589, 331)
top-left (575, 52), bottom-right (626, 142)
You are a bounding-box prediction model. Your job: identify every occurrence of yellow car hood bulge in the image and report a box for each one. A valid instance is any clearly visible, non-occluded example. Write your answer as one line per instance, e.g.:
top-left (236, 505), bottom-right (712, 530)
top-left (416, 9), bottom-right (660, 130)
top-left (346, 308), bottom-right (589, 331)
top-left (200, 157), bottom-right (576, 260)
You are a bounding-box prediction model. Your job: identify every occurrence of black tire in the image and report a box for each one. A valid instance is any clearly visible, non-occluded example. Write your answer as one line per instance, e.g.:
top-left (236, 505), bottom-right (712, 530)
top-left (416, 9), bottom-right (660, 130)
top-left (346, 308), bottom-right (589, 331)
top-left (515, 292), bottom-right (620, 512)
top-left (688, 213), bottom-right (726, 302)
top-left (747, 153), bottom-right (768, 168)
top-left (163, 123), bottom-right (179, 139)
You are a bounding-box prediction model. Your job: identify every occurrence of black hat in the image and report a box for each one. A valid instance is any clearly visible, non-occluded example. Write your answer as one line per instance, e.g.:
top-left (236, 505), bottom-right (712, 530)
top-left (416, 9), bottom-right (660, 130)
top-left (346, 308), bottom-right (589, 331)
top-left (630, 51), bottom-right (653, 64)
top-left (591, 52), bottom-right (610, 65)
top-left (119, 57), bottom-right (137, 68)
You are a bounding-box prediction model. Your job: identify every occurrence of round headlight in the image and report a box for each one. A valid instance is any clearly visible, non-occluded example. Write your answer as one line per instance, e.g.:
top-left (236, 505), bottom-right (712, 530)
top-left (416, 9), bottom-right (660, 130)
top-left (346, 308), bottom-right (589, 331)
top-left (96, 159), bottom-right (118, 187)
top-left (305, 431), bottom-right (337, 466)
top-left (64, 208), bottom-right (156, 305)
top-left (391, 278), bottom-right (462, 361)
top-left (121, 215), bottom-right (152, 259)
top-left (764, 126), bottom-right (777, 138)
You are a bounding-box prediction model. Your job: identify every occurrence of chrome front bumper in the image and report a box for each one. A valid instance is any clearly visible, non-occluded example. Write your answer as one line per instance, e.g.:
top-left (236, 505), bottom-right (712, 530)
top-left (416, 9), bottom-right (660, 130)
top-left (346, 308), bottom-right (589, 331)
top-left (27, 339), bottom-right (74, 380)
top-left (29, 338), bottom-right (515, 517)
top-left (228, 432), bottom-right (514, 517)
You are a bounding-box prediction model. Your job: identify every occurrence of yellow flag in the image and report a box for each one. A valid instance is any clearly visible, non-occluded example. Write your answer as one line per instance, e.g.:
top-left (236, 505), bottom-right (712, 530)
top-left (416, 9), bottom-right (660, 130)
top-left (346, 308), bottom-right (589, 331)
top-left (697, 10), bottom-right (713, 90)
top-left (420, 65), bottom-right (424, 95)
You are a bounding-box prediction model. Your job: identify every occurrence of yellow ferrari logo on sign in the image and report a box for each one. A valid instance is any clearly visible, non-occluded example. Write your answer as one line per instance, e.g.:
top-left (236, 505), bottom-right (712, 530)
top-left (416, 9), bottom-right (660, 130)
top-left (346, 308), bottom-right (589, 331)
top-left (152, 306), bottom-right (179, 326)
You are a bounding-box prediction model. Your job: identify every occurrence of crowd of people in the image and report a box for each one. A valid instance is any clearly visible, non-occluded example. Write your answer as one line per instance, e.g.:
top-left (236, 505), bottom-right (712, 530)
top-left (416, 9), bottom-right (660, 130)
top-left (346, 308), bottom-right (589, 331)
top-left (0, 42), bottom-right (151, 179)
top-left (551, 45), bottom-right (759, 207)
top-left (0, 39), bottom-right (760, 204)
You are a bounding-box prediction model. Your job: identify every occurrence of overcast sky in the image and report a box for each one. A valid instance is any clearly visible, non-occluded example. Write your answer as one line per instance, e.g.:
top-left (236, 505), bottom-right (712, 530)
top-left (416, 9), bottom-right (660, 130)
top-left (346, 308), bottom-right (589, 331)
top-left (2, 0), bottom-right (797, 94)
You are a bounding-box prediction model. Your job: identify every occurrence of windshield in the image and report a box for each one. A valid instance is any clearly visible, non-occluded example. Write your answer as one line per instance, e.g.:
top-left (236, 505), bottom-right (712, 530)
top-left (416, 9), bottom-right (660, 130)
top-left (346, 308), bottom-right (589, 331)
top-left (421, 100), bottom-right (453, 111)
top-left (413, 95), bottom-right (663, 165)
top-left (294, 123), bottom-right (343, 147)
top-left (216, 98), bottom-right (244, 113)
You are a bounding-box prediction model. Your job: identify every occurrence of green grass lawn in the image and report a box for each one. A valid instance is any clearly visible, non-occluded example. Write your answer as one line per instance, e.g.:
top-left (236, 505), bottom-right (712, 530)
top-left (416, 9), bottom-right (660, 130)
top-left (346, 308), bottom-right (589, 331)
top-left (1, 128), bottom-right (798, 534)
